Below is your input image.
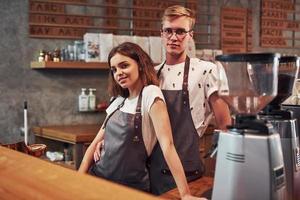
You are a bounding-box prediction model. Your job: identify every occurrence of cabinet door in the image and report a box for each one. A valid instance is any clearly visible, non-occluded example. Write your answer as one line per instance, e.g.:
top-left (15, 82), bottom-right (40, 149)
top-left (200, 127), bottom-right (216, 177)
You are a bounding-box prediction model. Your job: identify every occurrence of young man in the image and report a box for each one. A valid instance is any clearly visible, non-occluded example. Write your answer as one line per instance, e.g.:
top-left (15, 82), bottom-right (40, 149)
top-left (149, 5), bottom-right (232, 195)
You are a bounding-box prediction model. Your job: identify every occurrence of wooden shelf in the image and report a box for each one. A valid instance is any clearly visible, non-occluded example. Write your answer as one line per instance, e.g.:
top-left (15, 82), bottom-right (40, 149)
top-left (33, 124), bottom-right (101, 143)
top-left (30, 61), bottom-right (109, 70)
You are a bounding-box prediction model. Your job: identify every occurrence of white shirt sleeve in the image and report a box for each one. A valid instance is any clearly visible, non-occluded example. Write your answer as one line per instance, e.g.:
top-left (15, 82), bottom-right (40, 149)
top-left (142, 85), bottom-right (165, 113)
top-left (205, 62), bottom-right (219, 99)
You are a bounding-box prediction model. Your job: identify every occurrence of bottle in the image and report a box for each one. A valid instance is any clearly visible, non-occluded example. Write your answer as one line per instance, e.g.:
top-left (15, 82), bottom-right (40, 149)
top-left (60, 48), bottom-right (66, 61)
top-left (73, 41), bottom-right (79, 61)
top-left (79, 41), bottom-right (86, 61)
top-left (38, 50), bottom-right (45, 62)
top-left (79, 88), bottom-right (88, 111)
top-left (45, 51), bottom-right (52, 61)
top-left (88, 88), bottom-right (96, 111)
top-left (64, 148), bottom-right (71, 162)
top-left (68, 44), bottom-right (74, 61)
top-left (53, 48), bottom-right (61, 62)
top-left (74, 40), bottom-right (84, 61)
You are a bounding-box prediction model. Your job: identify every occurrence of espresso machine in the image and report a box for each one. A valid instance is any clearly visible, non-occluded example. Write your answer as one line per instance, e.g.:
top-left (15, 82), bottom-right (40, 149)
top-left (259, 56), bottom-right (300, 200)
top-left (212, 53), bottom-right (286, 200)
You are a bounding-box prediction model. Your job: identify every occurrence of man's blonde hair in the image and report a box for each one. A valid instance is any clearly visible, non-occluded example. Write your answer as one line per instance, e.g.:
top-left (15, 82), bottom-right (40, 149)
top-left (162, 5), bottom-right (195, 30)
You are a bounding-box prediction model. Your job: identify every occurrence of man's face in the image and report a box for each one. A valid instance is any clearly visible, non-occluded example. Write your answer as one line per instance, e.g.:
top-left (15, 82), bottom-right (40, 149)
top-left (161, 16), bottom-right (193, 56)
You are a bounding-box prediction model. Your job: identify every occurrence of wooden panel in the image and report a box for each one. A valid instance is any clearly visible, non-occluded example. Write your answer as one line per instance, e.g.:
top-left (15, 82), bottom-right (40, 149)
top-left (29, 1), bottom-right (65, 14)
top-left (0, 146), bottom-right (160, 200)
top-left (30, 25), bottom-right (87, 39)
top-left (221, 7), bottom-right (248, 53)
top-left (261, 37), bottom-right (287, 48)
top-left (261, 19), bottom-right (300, 31)
top-left (30, 13), bottom-right (94, 26)
top-left (28, 0), bottom-right (219, 49)
top-left (261, 0), bottom-right (295, 11)
top-left (51, 0), bottom-right (87, 2)
top-left (261, 28), bottom-right (283, 37)
top-left (261, 9), bottom-right (288, 20)
top-left (247, 9), bottom-right (253, 52)
top-left (260, 0), bottom-right (298, 48)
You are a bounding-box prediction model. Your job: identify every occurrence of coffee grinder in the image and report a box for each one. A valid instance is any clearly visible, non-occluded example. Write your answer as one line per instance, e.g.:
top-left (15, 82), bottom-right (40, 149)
top-left (212, 53), bottom-right (286, 200)
top-left (259, 56), bottom-right (300, 200)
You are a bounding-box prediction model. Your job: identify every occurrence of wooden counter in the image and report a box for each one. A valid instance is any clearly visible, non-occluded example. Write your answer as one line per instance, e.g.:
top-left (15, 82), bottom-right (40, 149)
top-left (32, 124), bottom-right (101, 169)
top-left (0, 146), bottom-right (160, 200)
top-left (160, 177), bottom-right (213, 200)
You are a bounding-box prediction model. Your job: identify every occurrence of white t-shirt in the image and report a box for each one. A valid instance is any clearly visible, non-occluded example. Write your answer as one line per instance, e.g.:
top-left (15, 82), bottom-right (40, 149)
top-left (155, 58), bottom-right (219, 137)
top-left (106, 85), bottom-right (165, 156)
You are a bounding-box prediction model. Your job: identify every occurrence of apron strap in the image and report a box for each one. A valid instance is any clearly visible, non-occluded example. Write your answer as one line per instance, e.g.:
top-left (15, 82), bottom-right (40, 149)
top-left (156, 60), bottom-right (166, 79)
top-left (103, 87), bottom-right (144, 131)
top-left (182, 56), bottom-right (190, 91)
top-left (156, 56), bottom-right (190, 92)
top-left (182, 56), bottom-right (190, 107)
top-left (103, 98), bottom-right (126, 128)
top-left (156, 57), bottom-right (190, 107)
top-left (134, 87), bottom-right (143, 137)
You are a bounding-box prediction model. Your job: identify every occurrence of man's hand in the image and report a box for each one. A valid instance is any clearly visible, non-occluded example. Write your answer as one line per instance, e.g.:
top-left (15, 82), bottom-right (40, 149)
top-left (182, 194), bottom-right (207, 200)
top-left (93, 140), bottom-right (104, 162)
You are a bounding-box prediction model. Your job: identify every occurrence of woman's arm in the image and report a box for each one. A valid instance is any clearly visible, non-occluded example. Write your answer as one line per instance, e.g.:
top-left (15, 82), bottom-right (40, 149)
top-left (149, 98), bottom-right (202, 200)
top-left (78, 125), bottom-right (105, 173)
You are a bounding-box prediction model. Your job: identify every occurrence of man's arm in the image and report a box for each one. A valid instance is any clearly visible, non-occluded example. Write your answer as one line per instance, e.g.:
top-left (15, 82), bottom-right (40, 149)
top-left (209, 92), bottom-right (232, 130)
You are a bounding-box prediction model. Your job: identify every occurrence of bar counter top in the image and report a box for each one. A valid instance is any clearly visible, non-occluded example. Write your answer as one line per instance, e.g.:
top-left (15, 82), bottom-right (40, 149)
top-left (0, 146), bottom-right (158, 200)
top-left (160, 177), bottom-right (213, 199)
top-left (0, 146), bottom-right (213, 199)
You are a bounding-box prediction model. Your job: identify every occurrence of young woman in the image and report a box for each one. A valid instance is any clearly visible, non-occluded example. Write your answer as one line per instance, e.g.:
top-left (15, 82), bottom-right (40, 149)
top-left (78, 42), bottom-right (204, 200)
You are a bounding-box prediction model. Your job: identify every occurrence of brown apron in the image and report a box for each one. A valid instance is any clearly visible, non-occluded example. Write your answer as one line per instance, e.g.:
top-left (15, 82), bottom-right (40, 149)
top-left (89, 89), bottom-right (150, 192)
top-left (150, 56), bottom-right (204, 195)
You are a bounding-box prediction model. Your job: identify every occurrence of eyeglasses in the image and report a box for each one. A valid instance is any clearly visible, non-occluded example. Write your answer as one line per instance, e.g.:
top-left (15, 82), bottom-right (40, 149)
top-left (161, 28), bottom-right (192, 40)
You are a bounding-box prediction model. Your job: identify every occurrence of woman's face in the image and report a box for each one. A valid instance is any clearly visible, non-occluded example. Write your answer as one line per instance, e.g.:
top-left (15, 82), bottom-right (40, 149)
top-left (110, 53), bottom-right (141, 91)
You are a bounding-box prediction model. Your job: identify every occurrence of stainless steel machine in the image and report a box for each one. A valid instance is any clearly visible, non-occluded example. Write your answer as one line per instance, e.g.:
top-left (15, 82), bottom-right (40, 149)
top-left (260, 56), bottom-right (300, 200)
top-left (212, 53), bottom-right (286, 200)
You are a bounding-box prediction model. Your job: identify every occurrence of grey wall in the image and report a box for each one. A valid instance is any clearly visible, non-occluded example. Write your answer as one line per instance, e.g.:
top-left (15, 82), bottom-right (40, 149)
top-left (1, 0), bottom-right (300, 144)
top-left (0, 0), bottom-right (108, 144)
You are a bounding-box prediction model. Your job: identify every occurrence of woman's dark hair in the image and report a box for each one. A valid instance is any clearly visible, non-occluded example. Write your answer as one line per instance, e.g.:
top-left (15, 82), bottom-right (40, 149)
top-left (107, 42), bottom-right (159, 97)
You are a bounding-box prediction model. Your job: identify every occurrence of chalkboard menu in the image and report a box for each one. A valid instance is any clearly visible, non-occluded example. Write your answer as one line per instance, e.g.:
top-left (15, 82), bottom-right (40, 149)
top-left (28, 0), bottom-right (219, 49)
top-left (260, 0), bottom-right (298, 48)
